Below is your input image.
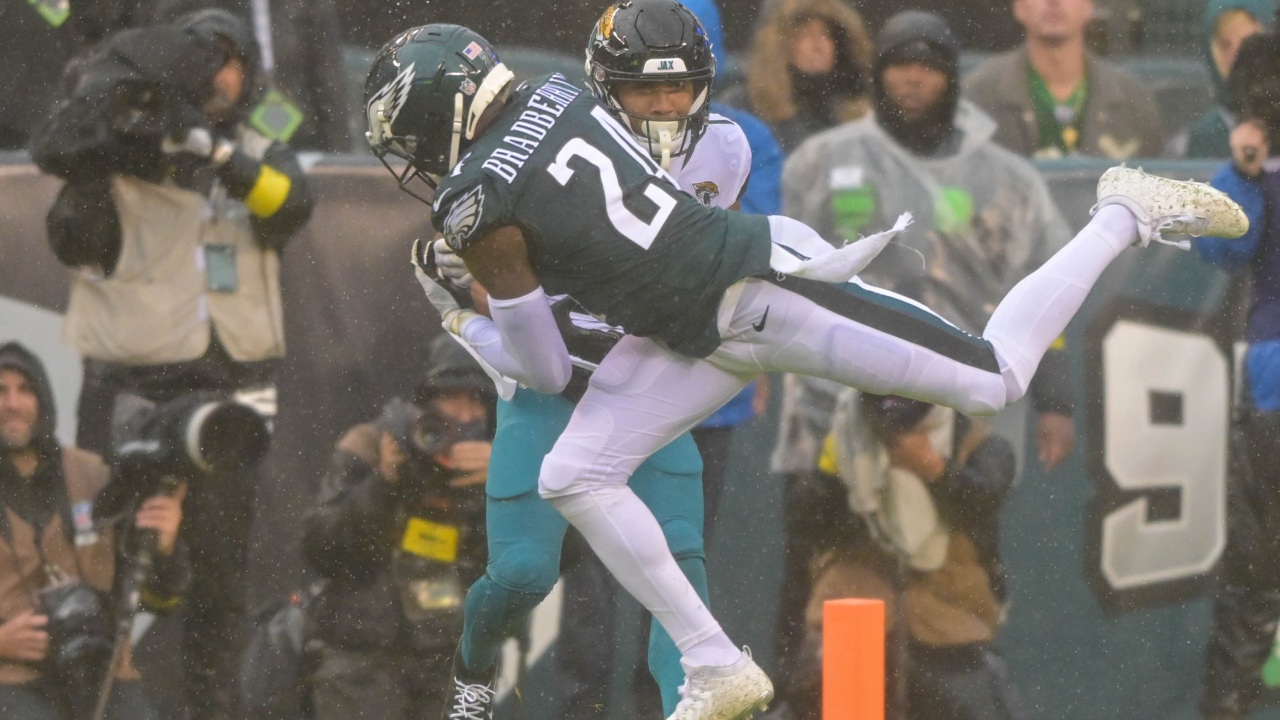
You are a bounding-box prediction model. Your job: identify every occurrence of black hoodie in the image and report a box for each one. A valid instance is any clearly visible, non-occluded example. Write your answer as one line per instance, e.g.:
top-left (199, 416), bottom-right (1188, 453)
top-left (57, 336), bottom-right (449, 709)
top-left (872, 11), bottom-right (963, 157)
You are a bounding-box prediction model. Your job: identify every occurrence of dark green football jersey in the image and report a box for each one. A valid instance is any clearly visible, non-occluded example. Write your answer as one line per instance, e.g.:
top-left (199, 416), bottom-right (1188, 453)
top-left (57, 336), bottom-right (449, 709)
top-left (431, 74), bottom-right (772, 358)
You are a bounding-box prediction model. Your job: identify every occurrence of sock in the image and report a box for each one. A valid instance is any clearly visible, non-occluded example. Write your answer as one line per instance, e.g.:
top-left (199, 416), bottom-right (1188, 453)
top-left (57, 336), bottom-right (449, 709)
top-left (459, 574), bottom-right (548, 677)
top-left (650, 556), bottom-right (712, 715)
top-left (983, 204), bottom-right (1138, 402)
top-left (548, 487), bottom-right (731, 660)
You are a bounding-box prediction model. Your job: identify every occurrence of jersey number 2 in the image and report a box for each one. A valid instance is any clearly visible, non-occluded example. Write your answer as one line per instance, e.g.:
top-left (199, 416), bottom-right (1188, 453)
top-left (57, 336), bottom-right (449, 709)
top-left (546, 138), bottom-right (676, 250)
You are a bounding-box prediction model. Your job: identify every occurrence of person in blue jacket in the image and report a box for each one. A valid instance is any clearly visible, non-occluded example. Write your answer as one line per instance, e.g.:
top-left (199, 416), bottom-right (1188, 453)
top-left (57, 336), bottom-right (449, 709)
top-left (1192, 30), bottom-right (1280, 720)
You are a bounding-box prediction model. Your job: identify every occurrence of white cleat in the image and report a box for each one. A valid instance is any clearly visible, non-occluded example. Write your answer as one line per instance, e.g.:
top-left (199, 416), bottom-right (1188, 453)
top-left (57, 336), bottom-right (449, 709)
top-left (1094, 165), bottom-right (1249, 249)
top-left (667, 649), bottom-right (774, 720)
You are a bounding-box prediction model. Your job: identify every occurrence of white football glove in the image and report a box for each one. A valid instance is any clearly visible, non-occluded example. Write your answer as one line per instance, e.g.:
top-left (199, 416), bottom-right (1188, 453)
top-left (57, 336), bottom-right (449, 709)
top-left (432, 238), bottom-right (473, 287)
top-left (411, 238), bottom-right (478, 335)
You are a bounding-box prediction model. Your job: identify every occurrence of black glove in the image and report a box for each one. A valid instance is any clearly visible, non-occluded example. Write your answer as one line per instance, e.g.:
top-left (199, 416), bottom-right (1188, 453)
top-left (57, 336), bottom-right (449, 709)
top-left (551, 297), bottom-right (621, 403)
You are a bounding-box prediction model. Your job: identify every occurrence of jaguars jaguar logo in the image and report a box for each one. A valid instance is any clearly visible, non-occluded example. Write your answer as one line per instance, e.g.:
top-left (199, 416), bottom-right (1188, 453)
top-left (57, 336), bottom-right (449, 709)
top-left (693, 181), bottom-right (720, 206)
top-left (442, 185), bottom-right (485, 249)
top-left (598, 6), bottom-right (618, 39)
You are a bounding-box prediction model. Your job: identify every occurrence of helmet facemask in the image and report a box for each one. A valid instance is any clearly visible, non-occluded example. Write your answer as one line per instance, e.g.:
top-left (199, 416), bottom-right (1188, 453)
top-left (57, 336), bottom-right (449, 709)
top-left (589, 57), bottom-right (714, 170)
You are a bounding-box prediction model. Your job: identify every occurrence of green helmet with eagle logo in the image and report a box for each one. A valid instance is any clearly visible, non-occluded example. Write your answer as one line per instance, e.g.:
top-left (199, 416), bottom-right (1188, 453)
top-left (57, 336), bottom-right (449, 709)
top-left (364, 24), bottom-right (515, 201)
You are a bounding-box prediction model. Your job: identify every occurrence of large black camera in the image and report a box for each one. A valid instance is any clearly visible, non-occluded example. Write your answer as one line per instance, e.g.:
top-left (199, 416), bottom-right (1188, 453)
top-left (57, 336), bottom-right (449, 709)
top-left (96, 392), bottom-right (270, 519)
top-left (379, 398), bottom-right (487, 499)
top-left (37, 579), bottom-right (117, 718)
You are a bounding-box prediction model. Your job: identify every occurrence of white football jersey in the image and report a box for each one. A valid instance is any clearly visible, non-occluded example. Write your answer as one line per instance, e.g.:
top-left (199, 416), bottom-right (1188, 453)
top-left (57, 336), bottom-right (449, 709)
top-left (668, 113), bottom-right (752, 210)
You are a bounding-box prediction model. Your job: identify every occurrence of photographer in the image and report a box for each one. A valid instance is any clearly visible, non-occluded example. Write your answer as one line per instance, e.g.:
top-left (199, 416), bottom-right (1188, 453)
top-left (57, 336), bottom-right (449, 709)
top-left (302, 336), bottom-right (493, 720)
top-left (0, 342), bottom-right (189, 720)
top-left (781, 391), bottom-right (1019, 720)
top-left (30, 10), bottom-right (312, 717)
top-left (1190, 31), bottom-right (1280, 720)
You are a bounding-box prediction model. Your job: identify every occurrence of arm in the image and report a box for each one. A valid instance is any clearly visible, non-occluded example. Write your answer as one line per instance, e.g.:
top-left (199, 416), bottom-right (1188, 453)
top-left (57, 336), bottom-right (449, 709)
top-left (133, 489), bottom-right (191, 612)
top-left (219, 140), bottom-right (315, 250)
top-left (46, 175), bottom-right (123, 272)
top-left (1194, 122), bottom-right (1268, 272)
top-left (302, 442), bottom-right (398, 581)
top-left (925, 434), bottom-right (1017, 529)
top-left (433, 227), bottom-right (571, 394)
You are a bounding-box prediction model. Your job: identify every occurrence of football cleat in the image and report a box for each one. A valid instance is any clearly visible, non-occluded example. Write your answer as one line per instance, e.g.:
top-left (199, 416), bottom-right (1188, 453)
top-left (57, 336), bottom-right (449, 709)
top-left (1094, 166), bottom-right (1249, 249)
top-left (442, 645), bottom-right (496, 720)
top-left (667, 648), bottom-right (774, 720)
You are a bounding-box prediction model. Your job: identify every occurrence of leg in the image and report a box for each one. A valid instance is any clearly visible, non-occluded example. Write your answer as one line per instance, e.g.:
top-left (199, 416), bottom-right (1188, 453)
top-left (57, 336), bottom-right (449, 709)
top-left (0, 682), bottom-right (62, 720)
top-left (182, 469), bottom-right (256, 720)
top-left (539, 336), bottom-right (751, 667)
top-left (311, 649), bottom-right (409, 720)
top-left (711, 206), bottom-right (1140, 416)
top-left (460, 490), bottom-right (568, 675)
top-left (458, 390), bottom-right (577, 676)
top-left (103, 682), bottom-right (162, 720)
top-left (556, 531), bottom-right (618, 720)
top-left (628, 432), bottom-right (710, 716)
top-left (689, 426), bottom-right (733, 541)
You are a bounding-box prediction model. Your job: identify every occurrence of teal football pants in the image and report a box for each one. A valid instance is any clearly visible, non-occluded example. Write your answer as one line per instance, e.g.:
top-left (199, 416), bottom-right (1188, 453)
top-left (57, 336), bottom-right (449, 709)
top-left (460, 388), bottom-right (707, 716)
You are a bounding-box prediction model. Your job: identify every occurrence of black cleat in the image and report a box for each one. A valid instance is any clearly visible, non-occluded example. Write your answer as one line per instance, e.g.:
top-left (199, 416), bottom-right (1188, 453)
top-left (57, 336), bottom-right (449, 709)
top-left (442, 644), bottom-right (496, 720)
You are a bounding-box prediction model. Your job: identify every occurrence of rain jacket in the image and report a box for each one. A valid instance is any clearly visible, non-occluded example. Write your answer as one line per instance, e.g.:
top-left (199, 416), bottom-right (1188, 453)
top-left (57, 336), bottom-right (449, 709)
top-left (0, 342), bottom-right (189, 685)
top-left (302, 423), bottom-right (486, 656)
top-left (1175, 0), bottom-right (1274, 158)
top-left (737, 0), bottom-right (874, 152)
top-left (772, 101), bottom-right (1074, 474)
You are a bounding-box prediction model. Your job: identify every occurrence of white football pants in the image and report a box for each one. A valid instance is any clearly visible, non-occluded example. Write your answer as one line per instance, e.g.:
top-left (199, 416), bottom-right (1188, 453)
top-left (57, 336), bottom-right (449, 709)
top-left (540, 205), bottom-right (1139, 660)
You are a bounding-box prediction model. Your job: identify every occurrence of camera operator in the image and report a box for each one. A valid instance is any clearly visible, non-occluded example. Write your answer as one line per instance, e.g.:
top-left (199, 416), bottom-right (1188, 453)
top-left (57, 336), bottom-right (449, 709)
top-left (30, 9), bottom-right (313, 718)
top-left (302, 335), bottom-right (493, 720)
top-left (781, 390), bottom-right (1020, 720)
top-left (0, 342), bottom-right (189, 720)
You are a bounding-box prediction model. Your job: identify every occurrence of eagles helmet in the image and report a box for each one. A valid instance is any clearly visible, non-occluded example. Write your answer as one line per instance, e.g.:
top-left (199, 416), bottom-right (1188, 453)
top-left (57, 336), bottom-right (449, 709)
top-left (364, 25), bottom-right (515, 202)
top-left (586, 0), bottom-right (716, 169)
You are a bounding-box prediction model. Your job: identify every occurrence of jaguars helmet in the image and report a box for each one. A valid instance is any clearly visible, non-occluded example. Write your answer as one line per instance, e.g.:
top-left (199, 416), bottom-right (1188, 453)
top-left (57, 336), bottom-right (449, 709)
top-left (585, 0), bottom-right (716, 169)
top-left (364, 25), bottom-right (515, 202)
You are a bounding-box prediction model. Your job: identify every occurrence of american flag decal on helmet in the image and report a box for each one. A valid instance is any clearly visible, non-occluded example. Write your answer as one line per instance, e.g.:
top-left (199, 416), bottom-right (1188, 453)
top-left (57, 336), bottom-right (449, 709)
top-left (463, 41), bottom-right (484, 60)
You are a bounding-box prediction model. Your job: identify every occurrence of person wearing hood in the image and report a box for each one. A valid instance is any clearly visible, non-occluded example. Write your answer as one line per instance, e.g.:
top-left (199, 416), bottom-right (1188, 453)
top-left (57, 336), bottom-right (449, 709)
top-left (29, 10), bottom-right (312, 720)
top-left (0, 342), bottom-right (188, 720)
top-left (963, 0), bottom-right (1165, 160)
top-left (1172, 0), bottom-right (1271, 158)
top-left (303, 334), bottom-right (493, 720)
top-left (771, 12), bottom-right (1076, 699)
top-left (728, 0), bottom-right (874, 152)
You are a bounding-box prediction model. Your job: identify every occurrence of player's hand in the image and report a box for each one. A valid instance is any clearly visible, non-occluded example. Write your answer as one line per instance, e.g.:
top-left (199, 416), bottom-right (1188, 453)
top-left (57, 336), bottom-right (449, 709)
top-left (0, 611), bottom-right (49, 662)
top-left (411, 238), bottom-right (477, 334)
top-left (1231, 120), bottom-right (1269, 178)
top-left (135, 483), bottom-right (187, 556)
top-left (1036, 412), bottom-right (1076, 471)
top-left (432, 238), bottom-right (474, 288)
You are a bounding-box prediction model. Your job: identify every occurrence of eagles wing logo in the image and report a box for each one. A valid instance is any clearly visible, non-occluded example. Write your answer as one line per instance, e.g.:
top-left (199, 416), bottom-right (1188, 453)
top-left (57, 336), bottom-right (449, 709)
top-left (693, 181), bottom-right (720, 206)
top-left (366, 62), bottom-right (416, 142)
top-left (443, 185), bottom-right (486, 248)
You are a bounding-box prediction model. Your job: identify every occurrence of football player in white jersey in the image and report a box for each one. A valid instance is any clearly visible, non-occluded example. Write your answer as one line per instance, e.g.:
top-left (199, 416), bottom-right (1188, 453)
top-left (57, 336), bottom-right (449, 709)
top-left (418, 3), bottom-right (757, 718)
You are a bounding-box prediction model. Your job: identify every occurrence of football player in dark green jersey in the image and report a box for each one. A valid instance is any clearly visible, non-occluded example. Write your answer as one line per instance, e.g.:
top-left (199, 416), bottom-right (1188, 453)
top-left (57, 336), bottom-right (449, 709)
top-left (365, 18), bottom-right (1248, 720)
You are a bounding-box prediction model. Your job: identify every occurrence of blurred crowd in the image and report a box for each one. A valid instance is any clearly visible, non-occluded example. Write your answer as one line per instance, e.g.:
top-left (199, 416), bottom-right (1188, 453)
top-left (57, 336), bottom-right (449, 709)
top-left (4, 0), bottom-right (1280, 719)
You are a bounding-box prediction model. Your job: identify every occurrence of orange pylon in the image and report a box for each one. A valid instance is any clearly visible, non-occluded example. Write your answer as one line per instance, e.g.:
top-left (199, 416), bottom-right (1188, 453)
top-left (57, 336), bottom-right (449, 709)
top-left (823, 598), bottom-right (885, 720)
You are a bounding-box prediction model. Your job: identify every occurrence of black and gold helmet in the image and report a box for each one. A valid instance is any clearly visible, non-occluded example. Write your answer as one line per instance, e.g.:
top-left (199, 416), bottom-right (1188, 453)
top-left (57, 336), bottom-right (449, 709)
top-left (364, 24), bottom-right (515, 201)
top-left (585, 0), bottom-right (716, 169)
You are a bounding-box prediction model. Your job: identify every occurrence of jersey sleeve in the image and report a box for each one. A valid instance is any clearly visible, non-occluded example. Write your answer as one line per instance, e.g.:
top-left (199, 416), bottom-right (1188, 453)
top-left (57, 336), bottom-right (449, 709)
top-left (708, 115), bottom-right (753, 208)
top-left (432, 170), bottom-right (511, 253)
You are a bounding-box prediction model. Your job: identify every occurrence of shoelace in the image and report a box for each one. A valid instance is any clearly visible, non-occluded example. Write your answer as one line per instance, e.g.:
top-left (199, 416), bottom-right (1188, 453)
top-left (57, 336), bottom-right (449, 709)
top-left (448, 679), bottom-right (495, 720)
top-left (1151, 214), bottom-right (1204, 251)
